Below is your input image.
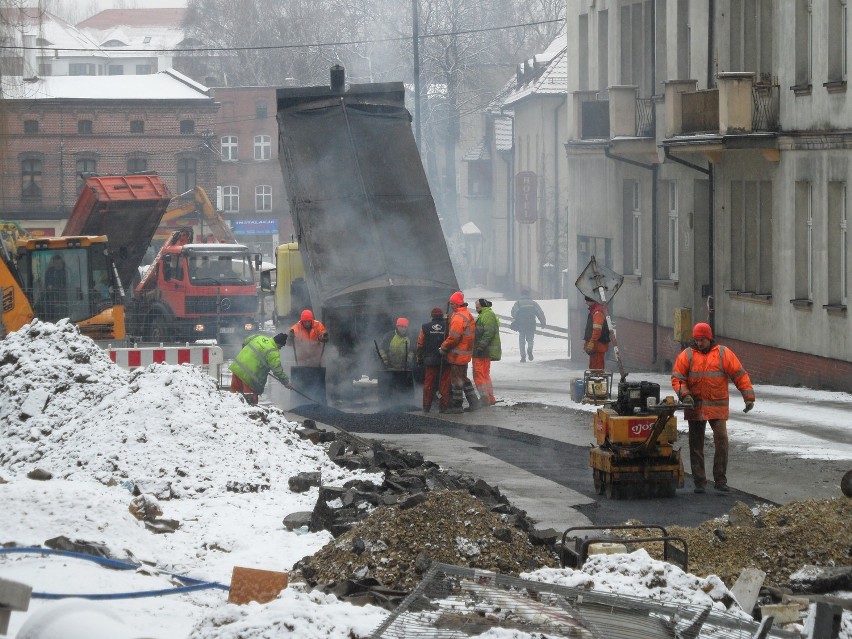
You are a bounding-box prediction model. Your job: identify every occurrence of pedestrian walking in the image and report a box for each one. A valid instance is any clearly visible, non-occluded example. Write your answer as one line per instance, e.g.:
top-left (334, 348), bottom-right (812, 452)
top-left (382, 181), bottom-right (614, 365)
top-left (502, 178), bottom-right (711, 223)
top-left (229, 333), bottom-right (291, 405)
top-left (289, 309), bottom-right (329, 367)
top-left (583, 295), bottom-right (610, 370)
top-left (416, 307), bottom-right (451, 412)
top-left (510, 289), bottom-right (546, 362)
top-left (439, 291), bottom-right (481, 413)
top-left (473, 298), bottom-right (501, 405)
top-left (671, 322), bottom-right (756, 494)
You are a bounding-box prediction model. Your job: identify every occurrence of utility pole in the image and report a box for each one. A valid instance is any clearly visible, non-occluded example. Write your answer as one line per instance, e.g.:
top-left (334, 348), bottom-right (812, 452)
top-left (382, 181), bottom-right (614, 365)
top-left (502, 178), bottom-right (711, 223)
top-left (412, 0), bottom-right (422, 152)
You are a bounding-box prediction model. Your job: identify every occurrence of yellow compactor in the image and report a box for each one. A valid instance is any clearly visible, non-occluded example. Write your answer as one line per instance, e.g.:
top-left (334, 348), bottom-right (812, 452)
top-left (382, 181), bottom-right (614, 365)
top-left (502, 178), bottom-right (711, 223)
top-left (590, 382), bottom-right (685, 499)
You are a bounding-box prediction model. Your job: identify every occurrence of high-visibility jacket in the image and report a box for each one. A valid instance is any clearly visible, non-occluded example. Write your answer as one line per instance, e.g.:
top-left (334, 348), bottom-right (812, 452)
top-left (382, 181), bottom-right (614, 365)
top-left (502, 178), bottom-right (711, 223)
top-left (474, 307), bottom-right (502, 361)
top-left (440, 305), bottom-right (475, 365)
top-left (289, 320), bottom-right (328, 367)
top-left (379, 329), bottom-right (414, 370)
top-left (672, 343), bottom-right (755, 420)
top-left (229, 334), bottom-right (288, 394)
top-left (583, 303), bottom-right (610, 353)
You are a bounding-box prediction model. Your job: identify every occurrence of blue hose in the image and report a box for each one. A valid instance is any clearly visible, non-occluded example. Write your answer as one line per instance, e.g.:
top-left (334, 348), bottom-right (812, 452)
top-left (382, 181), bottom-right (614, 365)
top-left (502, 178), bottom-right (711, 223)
top-left (0, 546), bottom-right (229, 600)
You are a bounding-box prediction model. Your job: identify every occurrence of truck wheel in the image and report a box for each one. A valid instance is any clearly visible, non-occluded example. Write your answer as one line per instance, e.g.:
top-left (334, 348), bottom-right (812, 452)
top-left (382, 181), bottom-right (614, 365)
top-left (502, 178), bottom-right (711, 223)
top-left (147, 312), bottom-right (173, 342)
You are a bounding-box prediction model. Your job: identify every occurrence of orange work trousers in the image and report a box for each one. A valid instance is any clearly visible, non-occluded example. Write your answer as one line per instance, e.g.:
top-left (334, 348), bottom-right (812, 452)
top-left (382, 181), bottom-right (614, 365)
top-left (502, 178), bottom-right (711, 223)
top-left (230, 375), bottom-right (259, 405)
top-left (422, 365), bottom-right (451, 411)
top-left (472, 357), bottom-right (496, 404)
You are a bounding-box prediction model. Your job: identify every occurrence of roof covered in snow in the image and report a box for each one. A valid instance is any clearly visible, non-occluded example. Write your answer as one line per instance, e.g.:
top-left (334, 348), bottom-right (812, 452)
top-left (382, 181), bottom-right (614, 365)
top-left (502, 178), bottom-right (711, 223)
top-left (502, 33), bottom-right (568, 107)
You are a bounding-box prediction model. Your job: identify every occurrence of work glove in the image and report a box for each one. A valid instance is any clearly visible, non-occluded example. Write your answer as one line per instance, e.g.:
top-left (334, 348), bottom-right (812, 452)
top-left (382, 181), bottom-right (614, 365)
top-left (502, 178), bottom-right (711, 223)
top-left (319, 333), bottom-right (329, 343)
top-left (681, 394), bottom-right (695, 408)
top-left (583, 341), bottom-right (595, 354)
top-left (743, 400), bottom-right (755, 413)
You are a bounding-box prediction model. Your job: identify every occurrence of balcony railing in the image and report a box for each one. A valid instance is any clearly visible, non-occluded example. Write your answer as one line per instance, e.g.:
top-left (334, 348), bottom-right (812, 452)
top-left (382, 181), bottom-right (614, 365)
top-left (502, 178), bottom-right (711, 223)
top-left (681, 89), bottom-right (719, 134)
top-left (752, 84), bottom-right (780, 131)
top-left (635, 97), bottom-right (654, 137)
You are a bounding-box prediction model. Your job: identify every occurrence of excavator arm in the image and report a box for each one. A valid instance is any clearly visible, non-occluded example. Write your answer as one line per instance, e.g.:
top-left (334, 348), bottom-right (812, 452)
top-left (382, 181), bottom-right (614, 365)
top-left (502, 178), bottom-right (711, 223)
top-left (162, 187), bottom-right (236, 244)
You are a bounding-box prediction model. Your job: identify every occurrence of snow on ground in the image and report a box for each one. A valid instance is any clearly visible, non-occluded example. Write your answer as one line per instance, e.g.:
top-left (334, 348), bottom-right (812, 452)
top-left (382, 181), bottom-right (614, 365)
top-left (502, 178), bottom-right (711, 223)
top-left (1, 317), bottom-right (849, 637)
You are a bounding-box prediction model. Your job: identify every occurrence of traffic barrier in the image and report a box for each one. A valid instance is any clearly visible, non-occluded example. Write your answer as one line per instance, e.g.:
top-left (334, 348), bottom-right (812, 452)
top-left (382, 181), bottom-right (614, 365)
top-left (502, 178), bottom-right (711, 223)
top-left (107, 344), bottom-right (224, 380)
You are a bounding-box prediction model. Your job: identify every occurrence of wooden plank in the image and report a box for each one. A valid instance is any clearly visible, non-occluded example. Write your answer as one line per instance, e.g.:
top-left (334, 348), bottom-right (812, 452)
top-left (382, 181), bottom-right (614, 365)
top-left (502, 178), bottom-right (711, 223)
top-left (730, 568), bottom-right (766, 615)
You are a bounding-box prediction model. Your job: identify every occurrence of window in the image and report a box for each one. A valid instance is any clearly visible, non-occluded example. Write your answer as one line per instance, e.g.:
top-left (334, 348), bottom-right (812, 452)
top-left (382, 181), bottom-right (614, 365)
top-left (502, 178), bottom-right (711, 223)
top-left (827, 182), bottom-right (848, 306)
top-left (143, 36), bottom-right (152, 44)
top-left (78, 120), bottom-right (93, 134)
top-left (730, 180), bottom-right (773, 295)
top-left (467, 161), bottom-right (492, 197)
top-left (667, 181), bottom-right (679, 280)
top-left (24, 120), bottom-right (39, 134)
top-left (69, 63), bottom-right (96, 76)
top-left (795, 0), bottom-right (812, 89)
top-left (253, 135), bottom-right (271, 160)
top-left (76, 158), bottom-right (97, 192)
top-left (622, 180), bottom-right (641, 275)
top-left (222, 186), bottom-right (239, 212)
top-left (38, 63), bottom-right (52, 76)
top-left (136, 65), bottom-right (153, 75)
top-left (127, 157), bottom-right (148, 173)
top-left (794, 181), bottom-right (813, 300)
top-left (255, 185), bottom-right (271, 212)
top-left (177, 158), bottom-right (197, 193)
top-left (130, 120), bottom-right (144, 133)
top-left (255, 100), bottom-right (268, 119)
top-left (180, 119), bottom-right (195, 134)
top-left (21, 158), bottom-right (42, 198)
top-left (221, 136), bottom-right (238, 161)
top-left (828, 0), bottom-right (848, 83)
top-left (108, 64), bottom-right (124, 75)
top-left (729, 0), bottom-right (774, 78)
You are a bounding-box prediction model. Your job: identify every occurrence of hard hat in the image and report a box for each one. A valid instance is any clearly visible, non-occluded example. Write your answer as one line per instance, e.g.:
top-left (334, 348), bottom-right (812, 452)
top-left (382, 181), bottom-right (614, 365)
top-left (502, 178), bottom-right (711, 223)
top-left (449, 291), bottom-right (465, 306)
top-left (396, 317), bottom-right (409, 327)
top-left (692, 322), bottom-right (713, 340)
top-left (300, 309), bottom-right (314, 322)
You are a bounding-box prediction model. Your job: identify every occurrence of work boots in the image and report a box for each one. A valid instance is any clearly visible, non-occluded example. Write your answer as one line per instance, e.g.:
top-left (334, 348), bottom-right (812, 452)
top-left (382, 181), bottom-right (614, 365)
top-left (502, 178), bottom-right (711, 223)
top-left (443, 388), bottom-right (465, 414)
top-left (464, 390), bottom-right (481, 412)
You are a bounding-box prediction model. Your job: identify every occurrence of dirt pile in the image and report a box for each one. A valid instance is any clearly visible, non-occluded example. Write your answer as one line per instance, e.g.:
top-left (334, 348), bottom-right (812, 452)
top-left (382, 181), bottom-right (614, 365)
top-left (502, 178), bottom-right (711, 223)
top-left (298, 490), bottom-right (559, 592)
top-left (627, 498), bottom-right (851, 589)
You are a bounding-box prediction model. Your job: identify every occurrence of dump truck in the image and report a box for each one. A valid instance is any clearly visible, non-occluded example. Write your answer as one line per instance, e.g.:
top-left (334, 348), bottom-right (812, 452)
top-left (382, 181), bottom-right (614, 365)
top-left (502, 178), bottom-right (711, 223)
top-left (275, 66), bottom-right (459, 379)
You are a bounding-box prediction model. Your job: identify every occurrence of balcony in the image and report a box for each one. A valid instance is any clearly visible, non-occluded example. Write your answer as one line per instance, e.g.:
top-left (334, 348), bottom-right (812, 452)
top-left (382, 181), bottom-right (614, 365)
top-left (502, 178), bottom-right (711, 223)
top-left (573, 90), bottom-right (610, 141)
top-left (663, 73), bottom-right (779, 158)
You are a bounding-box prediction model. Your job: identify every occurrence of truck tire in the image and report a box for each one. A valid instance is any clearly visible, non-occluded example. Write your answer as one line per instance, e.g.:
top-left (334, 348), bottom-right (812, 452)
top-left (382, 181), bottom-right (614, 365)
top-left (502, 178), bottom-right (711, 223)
top-left (146, 311), bottom-right (173, 343)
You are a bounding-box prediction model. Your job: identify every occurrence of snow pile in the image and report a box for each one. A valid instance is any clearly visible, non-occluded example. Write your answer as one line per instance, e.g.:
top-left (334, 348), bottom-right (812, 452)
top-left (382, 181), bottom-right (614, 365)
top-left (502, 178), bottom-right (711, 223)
top-left (0, 320), bottom-right (370, 496)
top-left (522, 549), bottom-right (748, 618)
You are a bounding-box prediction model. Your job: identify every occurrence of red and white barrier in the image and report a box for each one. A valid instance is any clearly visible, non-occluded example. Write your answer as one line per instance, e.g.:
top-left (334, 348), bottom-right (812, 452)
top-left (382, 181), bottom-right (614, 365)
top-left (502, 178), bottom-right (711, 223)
top-left (107, 345), bottom-right (224, 379)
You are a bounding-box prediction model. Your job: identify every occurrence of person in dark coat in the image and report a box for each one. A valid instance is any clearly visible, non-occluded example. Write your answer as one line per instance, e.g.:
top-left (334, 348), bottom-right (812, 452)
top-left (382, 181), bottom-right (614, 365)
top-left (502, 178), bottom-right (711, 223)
top-left (416, 307), bottom-right (451, 412)
top-left (510, 289), bottom-right (546, 362)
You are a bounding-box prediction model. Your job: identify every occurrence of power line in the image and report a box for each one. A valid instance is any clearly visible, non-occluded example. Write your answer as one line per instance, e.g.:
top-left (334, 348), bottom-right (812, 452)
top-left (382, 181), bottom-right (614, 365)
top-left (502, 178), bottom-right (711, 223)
top-left (1, 18), bottom-right (564, 54)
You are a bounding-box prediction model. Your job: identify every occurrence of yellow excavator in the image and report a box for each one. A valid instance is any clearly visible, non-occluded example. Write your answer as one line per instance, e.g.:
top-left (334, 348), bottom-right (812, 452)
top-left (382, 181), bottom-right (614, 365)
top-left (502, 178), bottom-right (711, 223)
top-left (157, 186), bottom-right (237, 244)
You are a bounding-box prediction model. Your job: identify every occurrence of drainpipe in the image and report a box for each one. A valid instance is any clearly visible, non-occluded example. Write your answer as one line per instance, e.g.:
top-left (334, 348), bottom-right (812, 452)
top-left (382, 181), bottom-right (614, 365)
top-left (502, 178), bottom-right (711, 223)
top-left (500, 110), bottom-right (516, 292)
top-left (664, 147), bottom-right (715, 330)
top-left (553, 100), bottom-right (560, 298)
top-left (604, 147), bottom-right (659, 363)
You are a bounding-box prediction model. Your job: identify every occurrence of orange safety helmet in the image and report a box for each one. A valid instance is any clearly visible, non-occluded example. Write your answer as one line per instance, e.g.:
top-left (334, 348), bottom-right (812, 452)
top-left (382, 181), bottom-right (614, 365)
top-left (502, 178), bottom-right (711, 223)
top-left (396, 317), bottom-right (409, 327)
top-left (449, 291), bottom-right (465, 306)
top-left (301, 309), bottom-right (314, 322)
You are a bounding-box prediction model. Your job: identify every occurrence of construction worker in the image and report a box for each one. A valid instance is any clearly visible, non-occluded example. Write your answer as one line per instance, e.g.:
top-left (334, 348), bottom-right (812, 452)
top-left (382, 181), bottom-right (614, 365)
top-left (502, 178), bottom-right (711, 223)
top-left (510, 289), bottom-right (546, 362)
top-left (379, 317), bottom-right (415, 371)
top-left (417, 307), bottom-right (451, 412)
top-left (672, 322), bottom-right (756, 494)
top-left (42, 253), bottom-right (70, 322)
top-left (229, 332), bottom-right (290, 405)
top-left (439, 291), bottom-right (480, 413)
top-left (583, 295), bottom-right (610, 370)
top-left (473, 298), bottom-right (501, 406)
top-left (289, 309), bottom-right (329, 367)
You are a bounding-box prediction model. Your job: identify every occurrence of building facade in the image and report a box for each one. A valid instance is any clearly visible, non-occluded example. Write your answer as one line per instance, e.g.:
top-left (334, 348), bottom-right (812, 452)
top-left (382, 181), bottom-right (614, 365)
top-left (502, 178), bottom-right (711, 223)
top-left (560, 0), bottom-right (851, 389)
top-left (211, 86), bottom-right (293, 263)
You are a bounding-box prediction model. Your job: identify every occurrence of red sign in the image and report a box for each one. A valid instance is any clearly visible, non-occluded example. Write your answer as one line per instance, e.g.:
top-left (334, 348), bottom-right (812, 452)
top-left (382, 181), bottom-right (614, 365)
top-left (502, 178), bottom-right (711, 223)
top-left (627, 419), bottom-right (655, 439)
top-left (515, 171), bottom-right (537, 223)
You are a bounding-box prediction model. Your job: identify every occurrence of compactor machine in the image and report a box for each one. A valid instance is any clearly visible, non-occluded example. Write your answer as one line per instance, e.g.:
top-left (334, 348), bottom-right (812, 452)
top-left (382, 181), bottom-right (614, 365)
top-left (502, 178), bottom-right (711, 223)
top-left (576, 256), bottom-right (685, 499)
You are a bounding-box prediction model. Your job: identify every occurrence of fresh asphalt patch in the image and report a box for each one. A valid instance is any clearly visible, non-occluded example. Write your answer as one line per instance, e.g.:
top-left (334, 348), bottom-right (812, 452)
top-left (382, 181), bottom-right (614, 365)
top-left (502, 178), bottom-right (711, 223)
top-left (290, 404), bottom-right (774, 529)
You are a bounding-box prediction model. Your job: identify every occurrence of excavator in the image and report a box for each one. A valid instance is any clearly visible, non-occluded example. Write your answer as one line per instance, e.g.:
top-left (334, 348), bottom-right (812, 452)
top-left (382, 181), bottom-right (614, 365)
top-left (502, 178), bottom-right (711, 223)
top-left (156, 186), bottom-right (237, 244)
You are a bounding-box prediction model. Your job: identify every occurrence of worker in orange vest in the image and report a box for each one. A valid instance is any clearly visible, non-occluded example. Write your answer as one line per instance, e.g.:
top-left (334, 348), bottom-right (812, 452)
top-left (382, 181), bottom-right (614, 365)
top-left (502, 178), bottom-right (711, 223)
top-left (288, 309), bottom-right (329, 367)
top-left (583, 295), bottom-right (610, 370)
top-left (671, 322), bottom-right (755, 494)
top-left (439, 291), bottom-right (480, 414)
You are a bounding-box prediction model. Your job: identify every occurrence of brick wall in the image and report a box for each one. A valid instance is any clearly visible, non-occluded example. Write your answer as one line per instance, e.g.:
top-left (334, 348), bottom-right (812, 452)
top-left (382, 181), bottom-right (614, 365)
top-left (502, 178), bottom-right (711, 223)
top-left (570, 309), bottom-right (852, 392)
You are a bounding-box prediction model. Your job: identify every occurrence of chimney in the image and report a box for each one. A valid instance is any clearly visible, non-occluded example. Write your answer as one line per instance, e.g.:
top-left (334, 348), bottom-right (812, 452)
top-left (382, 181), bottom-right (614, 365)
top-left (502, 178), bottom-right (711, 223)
top-left (330, 65), bottom-right (345, 94)
top-left (22, 34), bottom-right (38, 80)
